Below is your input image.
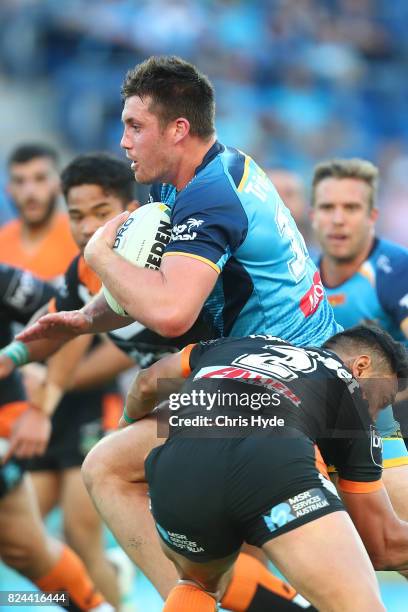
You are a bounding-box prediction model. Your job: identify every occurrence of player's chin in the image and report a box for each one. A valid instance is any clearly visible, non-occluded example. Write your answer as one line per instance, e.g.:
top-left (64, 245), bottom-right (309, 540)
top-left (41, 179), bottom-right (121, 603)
top-left (134, 167), bottom-right (153, 185)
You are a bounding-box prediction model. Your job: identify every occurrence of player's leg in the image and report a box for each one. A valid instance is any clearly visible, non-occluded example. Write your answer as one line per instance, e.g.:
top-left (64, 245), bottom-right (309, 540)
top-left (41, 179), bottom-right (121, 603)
top-left (30, 469), bottom-right (61, 516)
top-left (82, 416), bottom-right (179, 597)
top-left (83, 417), bottom-right (319, 610)
top-left (262, 511), bottom-right (384, 611)
top-left (0, 474), bottom-right (111, 611)
top-left (161, 543), bottom-right (236, 612)
top-left (61, 466), bottom-right (120, 607)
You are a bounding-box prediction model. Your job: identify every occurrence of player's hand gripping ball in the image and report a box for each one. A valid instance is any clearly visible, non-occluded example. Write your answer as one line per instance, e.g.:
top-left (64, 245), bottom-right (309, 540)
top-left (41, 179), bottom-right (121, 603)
top-left (103, 202), bottom-right (172, 315)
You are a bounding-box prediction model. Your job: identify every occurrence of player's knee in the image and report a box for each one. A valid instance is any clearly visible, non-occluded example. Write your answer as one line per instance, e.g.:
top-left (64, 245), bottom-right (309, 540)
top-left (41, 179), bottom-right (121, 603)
top-left (81, 438), bottom-right (114, 492)
top-left (1, 537), bottom-right (45, 574)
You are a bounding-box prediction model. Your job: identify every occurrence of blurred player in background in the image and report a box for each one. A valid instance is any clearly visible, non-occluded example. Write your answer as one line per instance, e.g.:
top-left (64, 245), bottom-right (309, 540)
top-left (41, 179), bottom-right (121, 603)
top-left (0, 264), bottom-right (113, 612)
top-left (311, 158), bottom-right (408, 547)
top-left (265, 168), bottom-right (315, 251)
top-left (0, 143), bottom-right (78, 283)
top-left (0, 145), bottom-right (129, 608)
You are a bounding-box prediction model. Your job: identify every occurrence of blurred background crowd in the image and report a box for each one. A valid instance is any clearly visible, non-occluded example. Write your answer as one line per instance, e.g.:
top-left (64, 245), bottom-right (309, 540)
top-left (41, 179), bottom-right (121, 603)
top-left (0, 0), bottom-right (407, 241)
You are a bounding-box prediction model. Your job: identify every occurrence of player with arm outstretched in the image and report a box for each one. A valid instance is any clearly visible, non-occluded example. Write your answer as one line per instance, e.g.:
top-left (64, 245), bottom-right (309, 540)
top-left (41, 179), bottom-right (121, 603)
top-left (0, 263), bottom-right (112, 612)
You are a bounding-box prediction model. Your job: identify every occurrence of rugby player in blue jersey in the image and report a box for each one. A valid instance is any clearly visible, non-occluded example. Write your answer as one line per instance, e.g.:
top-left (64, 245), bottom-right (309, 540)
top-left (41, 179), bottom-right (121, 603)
top-left (17, 56), bottom-right (341, 610)
top-left (311, 158), bottom-right (408, 556)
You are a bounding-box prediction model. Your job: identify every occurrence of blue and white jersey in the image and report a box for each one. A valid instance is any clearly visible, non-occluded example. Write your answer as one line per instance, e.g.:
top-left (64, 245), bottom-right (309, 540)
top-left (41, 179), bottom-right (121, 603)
top-left (151, 142), bottom-right (340, 346)
top-left (319, 238), bottom-right (408, 438)
top-left (321, 238), bottom-right (408, 344)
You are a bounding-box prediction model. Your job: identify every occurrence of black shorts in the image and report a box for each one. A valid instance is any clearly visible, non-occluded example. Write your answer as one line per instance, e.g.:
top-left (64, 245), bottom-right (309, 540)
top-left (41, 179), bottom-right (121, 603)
top-left (29, 387), bottom-right (122, 471)
top-left (145, 434), bottom-right (344, 562)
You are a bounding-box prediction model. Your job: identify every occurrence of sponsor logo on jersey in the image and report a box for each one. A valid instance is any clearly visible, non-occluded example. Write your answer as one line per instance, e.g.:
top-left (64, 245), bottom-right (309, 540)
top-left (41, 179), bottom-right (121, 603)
top-left (263, 488), bottom-right (330, 532)
top-left (4, 270), bottom-right (39, 312)
top-left (156, 524), bottom-right (204, 553)
top-left (171, 218), bottom-right (204, 241)
top-left (370, 425), bottom-right (383, 468)
top-left (299, 271), bottom-right (325, 317)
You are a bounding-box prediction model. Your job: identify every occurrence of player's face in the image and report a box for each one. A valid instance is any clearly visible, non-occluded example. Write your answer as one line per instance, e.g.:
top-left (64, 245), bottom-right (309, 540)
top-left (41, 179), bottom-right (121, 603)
top-left (360, 374), bottom-right (399, 416)
top-left (120, 95), bottom-right (176, 185)
top-left (66, 184), bottom-right (135, 253)
top-left (8, 157), bottom-right (60, 227)
top-left (311, 178), bottom-right (378, 263)
top-left (350, 355), bottom-right (399, 416)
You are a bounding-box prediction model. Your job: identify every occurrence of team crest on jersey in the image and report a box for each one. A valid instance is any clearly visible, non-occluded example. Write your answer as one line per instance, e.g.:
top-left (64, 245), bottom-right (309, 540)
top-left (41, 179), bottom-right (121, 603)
top-left (171, 218), bottom-right (204, 241)
top-left (376, 255), bottom-right (392, 274)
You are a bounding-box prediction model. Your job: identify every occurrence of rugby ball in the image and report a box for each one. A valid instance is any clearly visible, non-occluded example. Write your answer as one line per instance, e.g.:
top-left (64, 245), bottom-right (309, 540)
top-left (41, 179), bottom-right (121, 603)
top-left (103, 202), bottom-right (172, 316)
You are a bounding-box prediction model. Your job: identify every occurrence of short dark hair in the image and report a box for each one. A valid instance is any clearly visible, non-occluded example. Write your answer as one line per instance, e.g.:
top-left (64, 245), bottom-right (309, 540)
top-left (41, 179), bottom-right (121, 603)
top-left (8, 143), bottom-right (59, 167)
top-left (122, 56), bottom-right (215, 139)
top-left (323, 325), bottom-right (408, 392)
top-left (61, 153), bottom-right (135, 204)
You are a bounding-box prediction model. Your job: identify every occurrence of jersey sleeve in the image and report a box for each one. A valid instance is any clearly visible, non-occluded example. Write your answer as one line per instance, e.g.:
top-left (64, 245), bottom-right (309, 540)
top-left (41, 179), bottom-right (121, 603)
top-left (376, 250), bottom-right (408, 329)
top-left (180, 338), bottom-right (225, 377)
top-left (49, 256), bottom-right (83, 313)
top-left (164, 179), bottom-right (248, 274)
top-left (0, 263), bottom-right (57, 324)
top-left (318, 383), bottom-right (382, 492)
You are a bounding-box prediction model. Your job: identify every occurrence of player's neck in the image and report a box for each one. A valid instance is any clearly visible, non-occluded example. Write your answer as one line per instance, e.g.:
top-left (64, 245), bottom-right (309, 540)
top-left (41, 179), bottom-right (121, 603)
top-left (173, 136), bottom-right (216, 191)
top-left (320, 238), bottom-right (375, 287)
top-left (21, 208), bottom-right (58, 246)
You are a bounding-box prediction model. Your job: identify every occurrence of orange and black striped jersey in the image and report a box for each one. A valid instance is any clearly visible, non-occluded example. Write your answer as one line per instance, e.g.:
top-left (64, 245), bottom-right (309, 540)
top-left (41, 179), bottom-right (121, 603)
top-left (0, 212), bottom-right (78, 285)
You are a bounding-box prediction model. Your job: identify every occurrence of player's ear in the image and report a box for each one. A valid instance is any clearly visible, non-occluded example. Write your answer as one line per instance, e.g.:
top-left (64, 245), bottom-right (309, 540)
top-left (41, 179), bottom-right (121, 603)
top-left (173, 118), bottom-right (190, 144)
top-left (369, 207), bottom-right (379, 223)
top-left (350, 354), bottom-right (372, 378)
top-left (127, 200), bottom-right (140, 213)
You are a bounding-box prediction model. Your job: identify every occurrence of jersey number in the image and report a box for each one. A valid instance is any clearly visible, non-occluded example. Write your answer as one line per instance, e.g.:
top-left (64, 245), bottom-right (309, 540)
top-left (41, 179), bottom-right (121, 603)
top-left (275, 204), bottom-right (308, 282)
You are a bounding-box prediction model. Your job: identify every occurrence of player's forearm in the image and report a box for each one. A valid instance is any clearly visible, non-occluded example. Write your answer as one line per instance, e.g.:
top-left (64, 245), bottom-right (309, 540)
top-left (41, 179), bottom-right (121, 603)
top-left (82, 291), bottom-right (134, 333)
top-left (89, 252), bottom-right (184, 336)
top-left (47, 336), bottom-right (93, 390)
top-left (125, 369), bottom-right (159, 420)
top-left (38, 336), bottom-right (93, 417)
top-left (1, 337), bottom-right (66, 367)
top-left (69, 340), bottom-right (135, 391)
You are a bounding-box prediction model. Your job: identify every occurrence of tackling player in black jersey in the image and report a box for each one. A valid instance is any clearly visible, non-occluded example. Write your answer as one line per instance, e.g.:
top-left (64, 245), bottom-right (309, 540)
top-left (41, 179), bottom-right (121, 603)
top-left (123, 326), bottom-right (408, 612)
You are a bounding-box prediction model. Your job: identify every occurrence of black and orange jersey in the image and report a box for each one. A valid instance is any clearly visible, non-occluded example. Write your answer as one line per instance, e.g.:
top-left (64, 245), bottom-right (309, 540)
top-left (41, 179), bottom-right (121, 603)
top-left (0, 264), bottom-right (57, 415)
top-left (52, 255), bottom-right (217, 367)
top-left (0, 212), bottom-right (78, 285)
top-left (0, 263), bottom-right (58, 349)
top-left (177, 335), bottom-right (383, 492)
top-left (48, 254), bottom-right (101, 314)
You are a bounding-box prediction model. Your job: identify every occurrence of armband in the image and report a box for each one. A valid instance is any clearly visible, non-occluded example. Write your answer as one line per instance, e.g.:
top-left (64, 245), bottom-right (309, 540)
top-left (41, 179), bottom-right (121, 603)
top-left (0, 341), bottom-right (29, 367)
top-left (122, 406), bottom-right (137, 424)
